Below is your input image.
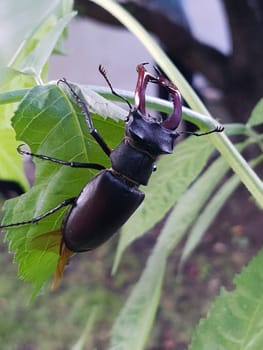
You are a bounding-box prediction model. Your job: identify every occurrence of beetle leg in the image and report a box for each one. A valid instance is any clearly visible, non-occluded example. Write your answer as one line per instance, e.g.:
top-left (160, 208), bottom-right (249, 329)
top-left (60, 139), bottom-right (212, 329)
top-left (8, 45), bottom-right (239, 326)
top-left (17, 144), bottom-right (106, 171)
top-left (0, 198), bottom-right (76, 229)
top-left (58, 78), bottom-right (112, 157)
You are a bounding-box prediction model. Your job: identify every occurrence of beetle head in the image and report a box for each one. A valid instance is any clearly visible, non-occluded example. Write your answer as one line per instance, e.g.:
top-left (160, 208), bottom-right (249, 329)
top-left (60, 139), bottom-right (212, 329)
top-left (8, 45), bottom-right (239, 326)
top-left (126, 110), bottom-right (179, 155)
top-left (126, 64), bottom-right (182, 155)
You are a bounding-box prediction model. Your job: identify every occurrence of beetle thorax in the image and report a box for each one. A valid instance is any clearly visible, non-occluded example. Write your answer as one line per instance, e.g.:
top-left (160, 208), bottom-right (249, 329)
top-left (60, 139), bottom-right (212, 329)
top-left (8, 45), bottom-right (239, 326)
top-left (109, 110), bottom-right (179, 186)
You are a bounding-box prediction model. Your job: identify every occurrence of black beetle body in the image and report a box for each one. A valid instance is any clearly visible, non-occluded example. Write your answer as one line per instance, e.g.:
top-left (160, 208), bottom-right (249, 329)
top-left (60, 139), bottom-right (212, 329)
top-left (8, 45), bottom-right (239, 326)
top-left (60, 64), bottom-right (182, 254)
top-left (64, 106), bottom-right (179, 252)
top-left (0, 64), bottom-right (223, 287)
top-left (63, 169), bottom-right (145, 252)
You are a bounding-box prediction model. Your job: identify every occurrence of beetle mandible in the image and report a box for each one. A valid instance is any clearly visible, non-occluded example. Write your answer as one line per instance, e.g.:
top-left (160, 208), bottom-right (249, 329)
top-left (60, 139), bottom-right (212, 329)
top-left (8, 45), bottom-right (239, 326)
top-left (0, 64), bottom-right (224, 287)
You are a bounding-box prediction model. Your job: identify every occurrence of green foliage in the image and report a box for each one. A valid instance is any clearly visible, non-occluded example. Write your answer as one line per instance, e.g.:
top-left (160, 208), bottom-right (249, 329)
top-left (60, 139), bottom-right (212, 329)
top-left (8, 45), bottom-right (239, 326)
top-left (110, 149), bottom-right (229, 350)
top-left (189, 249), bottom-right (263, 350)
top-left (247, 98), bottom-right (263, 128)
top-left (113, 135), bottom-right (216, 272)
top-left (110, 253), bottom-right (166, 350)
top-left (0, 0), bottom-right (64, 66)
top-left (0, 69), bottom-right (34, 191)
top-left (1, 1), bottom-right (263, 349)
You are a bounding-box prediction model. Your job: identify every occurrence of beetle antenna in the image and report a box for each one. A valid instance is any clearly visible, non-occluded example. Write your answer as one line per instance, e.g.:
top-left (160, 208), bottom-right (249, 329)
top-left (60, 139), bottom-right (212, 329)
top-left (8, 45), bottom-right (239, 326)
top-left (178, 125), bottom-right (224, 137)
top-left (98, 65), bottom-right (132, 110)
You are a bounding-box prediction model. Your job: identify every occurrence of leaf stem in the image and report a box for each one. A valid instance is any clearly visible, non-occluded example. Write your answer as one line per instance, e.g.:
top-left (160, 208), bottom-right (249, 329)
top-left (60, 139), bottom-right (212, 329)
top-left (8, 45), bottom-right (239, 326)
top-left (0, 89), bottom-right (29, 105)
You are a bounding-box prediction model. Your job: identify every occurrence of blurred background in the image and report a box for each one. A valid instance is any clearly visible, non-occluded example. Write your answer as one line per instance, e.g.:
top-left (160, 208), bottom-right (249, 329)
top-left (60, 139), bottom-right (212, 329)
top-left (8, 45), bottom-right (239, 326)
top-left (49, 0), bottom-right (230, 115)
top-left (1, 1), bottom-right (263, 349)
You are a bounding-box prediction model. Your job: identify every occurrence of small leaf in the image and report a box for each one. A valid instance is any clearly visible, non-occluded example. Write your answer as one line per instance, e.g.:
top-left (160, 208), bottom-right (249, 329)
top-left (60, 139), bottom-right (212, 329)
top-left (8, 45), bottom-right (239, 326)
top-left (71, 307), bottom-right (98, 350)
top-left (181, 169), bottom-right (239, 265)
top-left (247, 98), bottom-right (263, 127)
top-left (0, 67), bottom-right (35, 190)
top-left (10, 0), bottom-right (74, 72)
top-left (110, 253), bottom-right (166, 350)
top-left (0, 127), bottom-right (28, 190)
top-left (189, 249), bottom-right (263, 350)
top-left (0, 0), bottom-right (61, 65)
top-left (180, 136), bottom-right (263, 265)
top-left (18, 11), bottom-right (76, 78)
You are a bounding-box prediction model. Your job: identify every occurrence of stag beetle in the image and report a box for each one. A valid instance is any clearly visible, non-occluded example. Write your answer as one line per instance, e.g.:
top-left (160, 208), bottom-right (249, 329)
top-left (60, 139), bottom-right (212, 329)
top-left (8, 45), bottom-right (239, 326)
top-left (0, 64), bottom-right (224, 287)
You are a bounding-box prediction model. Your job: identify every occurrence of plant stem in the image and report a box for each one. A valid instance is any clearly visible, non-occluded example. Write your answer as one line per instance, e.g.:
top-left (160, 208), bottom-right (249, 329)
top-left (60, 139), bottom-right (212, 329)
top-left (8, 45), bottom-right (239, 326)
top-left (0, 89), bottom-right (29, 105)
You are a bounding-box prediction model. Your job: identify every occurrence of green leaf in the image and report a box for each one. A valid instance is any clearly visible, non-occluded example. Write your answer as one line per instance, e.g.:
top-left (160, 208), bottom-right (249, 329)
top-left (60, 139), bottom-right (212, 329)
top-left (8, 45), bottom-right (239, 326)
top-left (181, 166), bottom-right (238, 265)
top-left (2, 84), bottom-right (124, 296)
top-left (9, 0), bottom-right (74, 74)
top-left (17, 11), bottom-right (76, 79)
top-left (0, 127), bottom-right (27, 189)
top-left (180, 129), bottom-right (263, 264)
top-left (110, 253), bottom-right (166, 350)
top-left (189, 249), bottom-right (263, 350)
top-left (0, 68), bottom-right (36, 190)
top-left (0, 0), bottom-right (60, 66)
top-left (247, 98), bottom-right (263, 127)
top-left (71, 307), bottom-right (98, 350)
top-left (113, 136), bottom-right (216, 273)
top-left (72, 83), bottom-right (128, 123)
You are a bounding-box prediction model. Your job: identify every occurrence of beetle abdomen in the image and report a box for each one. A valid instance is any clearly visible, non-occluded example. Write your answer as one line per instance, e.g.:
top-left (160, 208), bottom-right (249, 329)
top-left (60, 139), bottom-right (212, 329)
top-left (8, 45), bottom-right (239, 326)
top-left (62, 169), bottom-right (144, 252)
